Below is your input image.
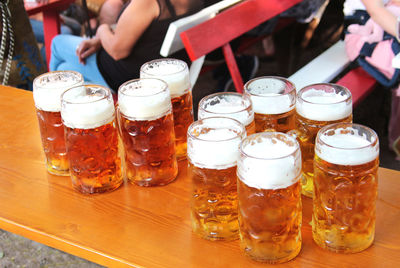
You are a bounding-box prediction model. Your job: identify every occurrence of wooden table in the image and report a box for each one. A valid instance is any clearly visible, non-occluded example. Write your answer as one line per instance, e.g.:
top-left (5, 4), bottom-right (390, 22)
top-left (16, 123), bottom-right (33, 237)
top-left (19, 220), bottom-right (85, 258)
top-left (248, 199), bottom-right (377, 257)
top-left (0, 85), bottom-right (399, 267)
top-left (25, 0), bottom-right (75, 69)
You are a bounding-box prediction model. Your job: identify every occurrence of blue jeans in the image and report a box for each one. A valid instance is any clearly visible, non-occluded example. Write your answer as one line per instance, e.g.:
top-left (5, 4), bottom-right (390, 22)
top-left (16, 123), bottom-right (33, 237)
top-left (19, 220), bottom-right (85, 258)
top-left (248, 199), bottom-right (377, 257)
top-left (50, 35), bottom-right (110, 88)
top-left (30, 19), bottom-right (73, 63)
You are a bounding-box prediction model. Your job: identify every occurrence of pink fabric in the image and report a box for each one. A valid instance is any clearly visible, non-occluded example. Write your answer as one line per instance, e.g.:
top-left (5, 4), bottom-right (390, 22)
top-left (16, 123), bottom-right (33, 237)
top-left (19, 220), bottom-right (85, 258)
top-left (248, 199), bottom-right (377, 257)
top-left (365, 40), bottom-right (395, 79)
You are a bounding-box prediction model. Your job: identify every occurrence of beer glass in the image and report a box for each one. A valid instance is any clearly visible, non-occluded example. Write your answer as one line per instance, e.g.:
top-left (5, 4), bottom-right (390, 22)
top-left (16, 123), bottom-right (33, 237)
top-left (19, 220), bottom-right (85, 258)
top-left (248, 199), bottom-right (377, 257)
top-left (118, 78), bottom-right (178, 187)
top-left (140, 58), bottom-right (193, 161)
top-left (237, 132), bottom-right (302, 263)
top-left (313, 123), bottom-right (379, 253)
top-left (295, 83), bottom-right (352, 197)
top-left (187, 117), bottom-right (246, 241)
top-left (61, 85), bottom-right (123, 194)
top-left (198, 92), bottom-right (255, 135)
top-left (33, 71), bottom-right (83, 176)
top-left (244, 76), bottom-right (296, 133)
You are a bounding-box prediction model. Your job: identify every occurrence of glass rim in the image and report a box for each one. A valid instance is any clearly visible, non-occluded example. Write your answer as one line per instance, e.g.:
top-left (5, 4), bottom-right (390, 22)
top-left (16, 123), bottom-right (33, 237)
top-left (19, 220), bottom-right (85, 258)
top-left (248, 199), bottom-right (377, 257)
top-left (61, 84), bottom-right (111, 105)
top-left (140, 58), bottom-right (189, 76)
top-left (240, 132), bottom-right (300, 161)
top-left (187, 116), bottom-right (245, 143)
top-left (244, 76), bottom-right (296, 97)
top-left (316, 122), bottom-right (379, 151)
top-left (33, 70), bottom-right (84, 90)
top-left (198, 92), bottom-right (252, 115)
top-left (118, 78), bottom-right (169, 98)
top-left (297, 83), bottom-right (352, 105)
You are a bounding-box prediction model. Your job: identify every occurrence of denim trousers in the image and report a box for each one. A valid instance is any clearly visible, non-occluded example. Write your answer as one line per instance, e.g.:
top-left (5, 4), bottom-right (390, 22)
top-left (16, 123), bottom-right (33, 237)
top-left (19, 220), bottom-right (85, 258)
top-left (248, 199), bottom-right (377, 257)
top-left (49, 35), bottom-right (110, 88)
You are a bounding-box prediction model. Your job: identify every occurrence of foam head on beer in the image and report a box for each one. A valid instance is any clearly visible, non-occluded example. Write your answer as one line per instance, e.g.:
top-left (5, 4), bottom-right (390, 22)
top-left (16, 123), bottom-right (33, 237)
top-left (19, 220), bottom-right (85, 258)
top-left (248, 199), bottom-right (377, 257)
top-left (33, 71), bottom-right (83, 112)
top-left (244, 76), bottom-right (296, 115)
top-left (238, 133), bottom-right (301, 190)
top-left (118, 78), bottom-right (172, 120)
top-left (198, 93), bottom-right (254, 127)
top-left (187, 117), bottom-right (246, 170)
top-left (315, 124), bottom-right (379, 166)
top-left (140, 59), bottom-right (190, 97)
top-left (296, 85), bottom-right (352, 121)
top-left (61, 85), bottom-right (115, 129)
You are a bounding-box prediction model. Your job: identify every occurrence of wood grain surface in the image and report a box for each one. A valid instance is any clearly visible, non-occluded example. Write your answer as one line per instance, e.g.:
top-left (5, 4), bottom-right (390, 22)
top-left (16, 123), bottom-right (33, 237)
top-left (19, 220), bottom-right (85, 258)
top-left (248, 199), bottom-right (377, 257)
top-left (0, 86), bottom-right (399, 267)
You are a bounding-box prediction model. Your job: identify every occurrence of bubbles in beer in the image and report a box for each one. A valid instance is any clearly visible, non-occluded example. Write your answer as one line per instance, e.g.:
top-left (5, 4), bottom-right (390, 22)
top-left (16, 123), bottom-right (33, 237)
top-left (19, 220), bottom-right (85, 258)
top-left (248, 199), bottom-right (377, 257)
top-left (118, 79), bottom-right (172, 120)
top-left (140, 59), bottom-right (191, 97)
top-left (316, 127), bottom-right (379, 165)
top-left (297, 88), bottom-right (352, 121)
top-left (238, 134), bottom-right (301, 190)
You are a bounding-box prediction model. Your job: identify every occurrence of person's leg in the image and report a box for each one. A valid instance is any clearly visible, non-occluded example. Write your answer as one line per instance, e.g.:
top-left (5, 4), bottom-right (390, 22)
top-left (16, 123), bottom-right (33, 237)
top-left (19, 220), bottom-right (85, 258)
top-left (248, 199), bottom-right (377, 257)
top-left (50, 35), bottom-right (110, 88)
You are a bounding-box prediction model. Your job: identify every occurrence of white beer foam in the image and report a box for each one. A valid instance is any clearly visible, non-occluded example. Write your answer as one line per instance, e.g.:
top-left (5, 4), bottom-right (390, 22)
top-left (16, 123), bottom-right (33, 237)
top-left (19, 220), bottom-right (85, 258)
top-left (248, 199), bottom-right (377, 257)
top-left (238, 136), bottom-right (301, 190)
top-left (198, 95), bottom-right (254, 127)
top-left (316, 130), bottom-right (379, 165)
top-left (118, 82), bottom-right (172, 120)
top-left (246, 78), bottom-right (294, 114)
top-left (62, 94), bottom-right (115, 129)
top-left (141, 60), bottom-right (191, 97)
top-left (250, 93), bottom-right (294, 114)
top-left (296, 89), bottom-right (352, 121)
top-left (33, 79), bottom-right (83, 112)
top-left (188, 128), bottom-right (242, 169)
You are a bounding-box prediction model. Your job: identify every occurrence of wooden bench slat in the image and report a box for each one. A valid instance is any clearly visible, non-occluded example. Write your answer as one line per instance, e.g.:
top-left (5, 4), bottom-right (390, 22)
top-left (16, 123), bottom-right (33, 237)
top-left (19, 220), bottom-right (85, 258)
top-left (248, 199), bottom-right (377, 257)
top-left (289, 40), bottom-right (350, 91)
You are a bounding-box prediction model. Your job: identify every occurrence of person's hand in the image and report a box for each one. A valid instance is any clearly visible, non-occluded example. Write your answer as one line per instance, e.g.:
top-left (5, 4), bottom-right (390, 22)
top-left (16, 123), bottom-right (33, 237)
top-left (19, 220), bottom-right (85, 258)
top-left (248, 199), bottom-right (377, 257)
top-left (76, 37), bottom-right (101, 65)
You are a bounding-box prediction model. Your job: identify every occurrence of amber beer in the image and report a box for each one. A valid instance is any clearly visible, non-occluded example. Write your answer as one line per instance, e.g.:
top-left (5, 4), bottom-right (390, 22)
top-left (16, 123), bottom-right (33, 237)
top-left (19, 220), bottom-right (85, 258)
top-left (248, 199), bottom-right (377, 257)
top-left (198, 92), bottom-right (256, 135)
top-left (313, 123), bottom-right (379, 253)
top-left (187, 117), bottom-right (246, 241)
top-left (295, 83), bottom-right (352, 197)
top-left (237, 132), bottom-right (302, 263)
top-left (244, 76), bottom-right (296, 133)
top-left (140, 59), bottom-right (193, 161)
top-left (33, 71), bottom-right (83, 176)
top-left (118, 78), bottom-right (178, 186)
top-left (61, 85), bottom-right (123, 194)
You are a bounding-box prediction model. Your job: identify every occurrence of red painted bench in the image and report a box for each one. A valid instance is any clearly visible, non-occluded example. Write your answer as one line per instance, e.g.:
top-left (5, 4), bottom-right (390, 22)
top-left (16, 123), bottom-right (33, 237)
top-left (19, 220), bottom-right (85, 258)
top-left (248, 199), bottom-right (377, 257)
top-left (180, 0), bottom-right (302, 93)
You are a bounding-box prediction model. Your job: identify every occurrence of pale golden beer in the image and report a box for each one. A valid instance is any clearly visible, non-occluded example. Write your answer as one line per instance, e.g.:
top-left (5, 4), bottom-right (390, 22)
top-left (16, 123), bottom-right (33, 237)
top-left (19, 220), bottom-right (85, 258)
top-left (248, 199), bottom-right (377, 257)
top-left (244, 76), bottom-right (296, 133)
top-left (140, 59), bottom-right (193, 161)
top-left (33, 71), bottom-right (83, 176)
top-left (61, 85), bottom-right (123, 194)
top-left (187, 117), bottom-right (246, 241)
top-left (295, 83), bottom-right (352, 197)
top-left (237, 132), bottom-right (302, 263)
top-left (313, 123), bottom-right (379, 253)
top-left (118, 78), bottom-right (178, 186)
top-left (198, 92), bottom-right (255, 135)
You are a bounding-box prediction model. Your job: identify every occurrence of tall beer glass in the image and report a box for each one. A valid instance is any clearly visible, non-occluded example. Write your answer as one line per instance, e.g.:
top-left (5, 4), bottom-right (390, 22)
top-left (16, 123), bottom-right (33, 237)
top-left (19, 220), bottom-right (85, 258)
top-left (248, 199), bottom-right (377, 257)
top-left (237, 132), bottom-right (302, 263)
top-left (295, 83), bottom-right (352, 197)
top-left (244, 76), bottom-right (296, 133)
top-left (118, 78), bottom-right (178, 187)
top-left (313, 123), bottom-right (379, 253)
top-left (140, 59), bottom-right (193, 161)
top-left (61, 85), bottom-right (123, 194)
top-left (33, 71), bottom-right (83, 176)
top-left (187, 117), bottom-right (246, 241)
top-left (198, 92), bottom-right (255, 135)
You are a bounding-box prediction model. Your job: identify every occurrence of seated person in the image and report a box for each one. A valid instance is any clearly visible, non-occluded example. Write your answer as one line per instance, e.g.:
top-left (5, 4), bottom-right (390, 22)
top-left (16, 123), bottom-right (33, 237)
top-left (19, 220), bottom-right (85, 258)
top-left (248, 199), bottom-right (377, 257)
top-left (344, 0), bottom-right (400, 158)
top-left (50, 0), bottom-right (204, 91)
